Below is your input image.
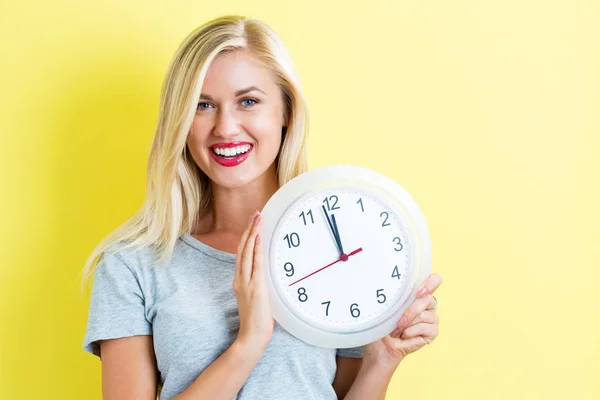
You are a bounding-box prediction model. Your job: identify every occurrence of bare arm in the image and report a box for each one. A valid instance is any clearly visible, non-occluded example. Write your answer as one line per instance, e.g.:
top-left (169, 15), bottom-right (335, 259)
top-left (100, 336), bottom-right (266, 400)
top-left (333, 356), bottom-right (394, 400)
top-left (332, 356), bottom-right (362, 399)
top-left (172, 339), bottom-right (265, 399)
top-left (342, 359), bottom-right (396, 400)
top-left (99, 336), bottom-right (159, 400)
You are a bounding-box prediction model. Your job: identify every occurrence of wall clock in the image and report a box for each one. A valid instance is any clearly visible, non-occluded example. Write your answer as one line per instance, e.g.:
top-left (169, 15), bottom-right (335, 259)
top-left (261, 165), bottom-right (432, 348)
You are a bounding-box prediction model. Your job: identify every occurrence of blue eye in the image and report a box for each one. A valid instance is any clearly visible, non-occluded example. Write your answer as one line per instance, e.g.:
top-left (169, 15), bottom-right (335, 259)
top-left (241, 98), bottom-right (258, 107)
top-left (197, 102), bottom-right (212, 110)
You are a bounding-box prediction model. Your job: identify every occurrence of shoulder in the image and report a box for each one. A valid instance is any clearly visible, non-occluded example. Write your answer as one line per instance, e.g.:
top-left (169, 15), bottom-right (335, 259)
top-left (98, 239), bottom-right (177, 273)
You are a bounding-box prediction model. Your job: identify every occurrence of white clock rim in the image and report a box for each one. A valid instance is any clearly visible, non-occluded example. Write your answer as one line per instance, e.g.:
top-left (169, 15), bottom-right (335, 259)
top-left (261, 165), bottom-right (432, 348)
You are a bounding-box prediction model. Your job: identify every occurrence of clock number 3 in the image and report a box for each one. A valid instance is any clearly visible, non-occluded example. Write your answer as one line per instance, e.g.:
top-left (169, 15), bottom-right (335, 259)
top-left (393, 237), bottom-right (403, 251)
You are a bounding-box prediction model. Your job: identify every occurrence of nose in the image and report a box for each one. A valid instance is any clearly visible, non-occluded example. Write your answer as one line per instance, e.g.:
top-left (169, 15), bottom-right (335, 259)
top-left (213, 106), bottom-right (240, 139)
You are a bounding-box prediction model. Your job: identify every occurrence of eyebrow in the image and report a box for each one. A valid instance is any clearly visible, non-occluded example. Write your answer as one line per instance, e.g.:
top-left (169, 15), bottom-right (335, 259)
top-left (199, 86), bottom-right (266, 101)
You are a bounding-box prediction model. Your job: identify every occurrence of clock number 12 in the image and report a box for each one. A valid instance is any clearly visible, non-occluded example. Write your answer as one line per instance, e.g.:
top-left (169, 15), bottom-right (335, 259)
top-left (323, 195), bottom-right (340, 211)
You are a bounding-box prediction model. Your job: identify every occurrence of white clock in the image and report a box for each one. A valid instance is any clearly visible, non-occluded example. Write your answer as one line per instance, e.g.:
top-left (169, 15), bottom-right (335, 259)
top-left (261, 165), bottom-right (432, 348)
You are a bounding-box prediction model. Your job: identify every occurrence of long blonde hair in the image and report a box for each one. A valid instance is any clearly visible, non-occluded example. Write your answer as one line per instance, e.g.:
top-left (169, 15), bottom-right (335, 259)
top-left (79, 15), bottom-right (309, 288)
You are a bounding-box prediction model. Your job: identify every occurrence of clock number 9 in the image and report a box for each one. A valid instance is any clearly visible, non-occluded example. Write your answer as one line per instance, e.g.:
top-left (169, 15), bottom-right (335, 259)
top-left (283, 262), bottom-right (294, 277)
top-left (284, 233), bottom-right (300, 248)
top-left (350, 303), bottom-right (360, 318)
top-left (393, 237), bottom-right (403, 251)
top-left (322, 195), bottom-right (340, 211)
top-left (298, 287), bottom-right (308, 302)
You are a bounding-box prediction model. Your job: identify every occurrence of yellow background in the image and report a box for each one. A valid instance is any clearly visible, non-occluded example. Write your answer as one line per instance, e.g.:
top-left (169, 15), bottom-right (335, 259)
top-left (1, 0), bottom-right (598, 399)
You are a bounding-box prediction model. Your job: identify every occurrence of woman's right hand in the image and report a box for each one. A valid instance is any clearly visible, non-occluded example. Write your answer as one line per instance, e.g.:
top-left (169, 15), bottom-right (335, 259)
top-left (233, 210), bottom-right (274, 352)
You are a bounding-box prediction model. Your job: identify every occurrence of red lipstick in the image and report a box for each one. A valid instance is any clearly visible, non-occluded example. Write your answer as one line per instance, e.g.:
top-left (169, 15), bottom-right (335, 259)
top-left (209, 141), bottom-right (253, 167)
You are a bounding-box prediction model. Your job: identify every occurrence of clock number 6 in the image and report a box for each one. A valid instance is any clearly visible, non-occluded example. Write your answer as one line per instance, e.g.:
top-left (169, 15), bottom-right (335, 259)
top-left (393, 237), bottom-right (403, 251)
top-left (350, 303), bottom-right (360, 318)
top-left (298, 287), bottom-right (308, 302)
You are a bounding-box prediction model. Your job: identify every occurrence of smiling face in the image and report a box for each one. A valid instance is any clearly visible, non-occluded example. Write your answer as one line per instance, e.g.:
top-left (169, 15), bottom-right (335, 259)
top-left (186, 49), bottom-right (288, 189)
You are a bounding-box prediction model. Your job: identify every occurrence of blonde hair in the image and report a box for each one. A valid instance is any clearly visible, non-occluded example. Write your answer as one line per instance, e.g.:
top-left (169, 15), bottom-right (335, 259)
top-left (79, 15), bottom-right (309, 288)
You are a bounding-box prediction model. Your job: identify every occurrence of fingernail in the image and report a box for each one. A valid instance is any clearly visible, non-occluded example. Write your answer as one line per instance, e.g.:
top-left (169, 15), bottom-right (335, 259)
top-left (417, 288), bottom-right (429, 298)
top-left (398, 316), bottom-right (408, 327)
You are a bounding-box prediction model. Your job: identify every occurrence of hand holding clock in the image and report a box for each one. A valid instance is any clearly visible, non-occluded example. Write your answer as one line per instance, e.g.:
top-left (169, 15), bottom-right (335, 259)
top-left (233, 211), bottom-right (274, 352)
top-left (363, 273), bottom-right (443, 369)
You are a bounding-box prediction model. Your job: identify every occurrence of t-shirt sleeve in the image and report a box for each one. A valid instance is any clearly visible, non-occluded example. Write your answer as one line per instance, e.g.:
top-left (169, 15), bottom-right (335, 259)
top-left (336, 345), bottom-right (366, 358)
top-left (82, 249), bottom-right (152, 358)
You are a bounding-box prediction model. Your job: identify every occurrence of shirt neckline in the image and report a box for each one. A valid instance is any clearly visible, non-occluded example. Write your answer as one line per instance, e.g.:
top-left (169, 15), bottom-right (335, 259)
top-left (180, 232), bottom-right (237, 263)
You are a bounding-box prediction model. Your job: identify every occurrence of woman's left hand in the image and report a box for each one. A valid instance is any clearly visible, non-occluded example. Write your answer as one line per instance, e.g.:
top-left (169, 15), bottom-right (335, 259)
top-left (363, 273), bottom-right (443, 369)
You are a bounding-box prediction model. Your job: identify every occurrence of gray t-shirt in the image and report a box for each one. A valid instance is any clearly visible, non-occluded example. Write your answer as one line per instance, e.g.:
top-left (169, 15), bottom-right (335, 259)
top-left (83, 233), bottom-right (364, 399)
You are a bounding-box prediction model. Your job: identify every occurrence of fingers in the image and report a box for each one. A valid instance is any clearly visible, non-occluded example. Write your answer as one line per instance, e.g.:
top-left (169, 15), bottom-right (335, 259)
top-left (235, 211), bottom-right (262, 282)
top-left (396, 294), bottom-right (436, 329)
top-left (410, 310), bottom-right (438, 325)
top-left (415, 273), bottom-right (443, 298)
top-left (236, 211), bottom-right (259, 272)
top-left (400, 322), bottom-right (438, 342)
top-left (387, 273), bottom-right (442, 340)
top-left (240, 213), bottom-right (263, 283)
top-left (252, 231), bottom-right (265, 282)
top-left (390, 310), bottom-right (438, 338)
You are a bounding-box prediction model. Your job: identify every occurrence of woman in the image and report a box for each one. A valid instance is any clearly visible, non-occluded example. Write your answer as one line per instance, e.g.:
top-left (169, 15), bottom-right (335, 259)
top-left (81, 15), bottom-right (442, 400)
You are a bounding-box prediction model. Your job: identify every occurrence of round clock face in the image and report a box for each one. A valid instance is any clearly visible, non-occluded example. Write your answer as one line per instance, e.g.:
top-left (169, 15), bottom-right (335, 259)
top-left (262, 165), bottom-right (431, 348)
top-left (271, 187), bottom-right (413, 333)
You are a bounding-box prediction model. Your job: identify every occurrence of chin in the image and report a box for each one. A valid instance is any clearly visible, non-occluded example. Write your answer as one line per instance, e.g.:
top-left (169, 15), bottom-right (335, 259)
top-left (207, 166), bottom-right (264, 189)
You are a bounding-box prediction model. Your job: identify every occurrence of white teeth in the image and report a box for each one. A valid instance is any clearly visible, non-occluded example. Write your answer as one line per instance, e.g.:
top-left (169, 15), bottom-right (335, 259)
top-left (213, 144), bottom-right (251, 157)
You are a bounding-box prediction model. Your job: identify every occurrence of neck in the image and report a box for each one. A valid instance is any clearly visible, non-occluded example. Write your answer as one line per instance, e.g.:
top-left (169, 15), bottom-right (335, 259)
top-left (196, 163), bottom-right (279, 236)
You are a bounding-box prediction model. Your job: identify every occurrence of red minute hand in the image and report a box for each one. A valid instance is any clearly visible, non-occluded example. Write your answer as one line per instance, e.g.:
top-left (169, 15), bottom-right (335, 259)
top-left (288, 247), bottom-right (363, 287)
